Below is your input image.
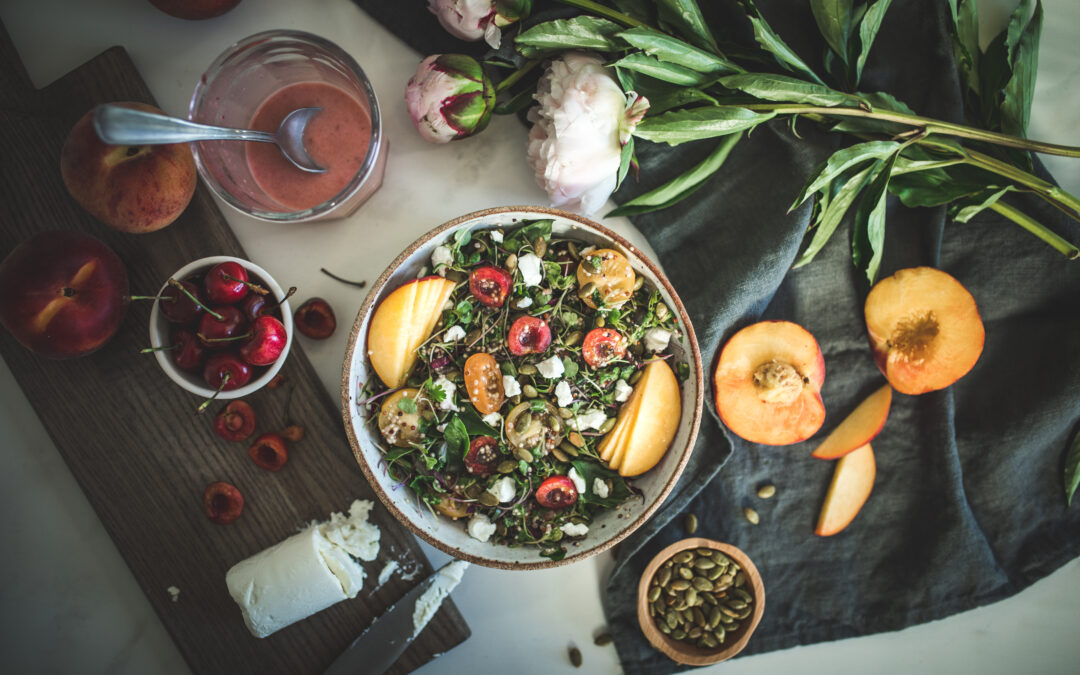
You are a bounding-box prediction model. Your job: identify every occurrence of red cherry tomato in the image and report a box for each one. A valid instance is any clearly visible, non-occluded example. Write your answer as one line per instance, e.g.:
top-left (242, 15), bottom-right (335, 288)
top-left (469, 265), bottom-right (512, 308)
top-left (507, 316), bottom-right (552, 356)
top-left (463, 352), bottom-right (506, 414)
top-left (582, 328), bottom-right (627, 368)
top-left (248, 432), bottom-right (288, 471)
top-left (535, 475), bottom-right (578, 509)
top-left (212, 400), bottom-right (256, 442)
top-left (465, 436), bottom-right (501, 476)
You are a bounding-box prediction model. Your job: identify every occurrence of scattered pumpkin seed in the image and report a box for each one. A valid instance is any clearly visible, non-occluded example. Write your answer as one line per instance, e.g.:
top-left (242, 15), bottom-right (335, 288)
top-left (559, 441), bottom-right (580, 457)
top-left (567, 242), bottom-right (580, 259)
top-left (478, 492), bottom-right (499, 507)
top-left (515, 447), bottom-right (534, 463)
top-left (593, 633), bottom-right (613, 647)
top-left (669, 579), bottom-right (691, 592)
top-left (532, 236), bottom-right (547, 258)
top-left (517, 363), bottom-right (537, 376)
top-left (757, 484), bottom-right (776, 499)
top-left (550, 447), bottom-right (569, 462)
top-left (657, 566), bottom-right (672, 587)
top-left (628, 369), bottom-right (643, 385)
top-left (684, 513), bottom-right (698, 534)
top-left (568, 431), bottom-right (585, 447)
top-left (597, 417), bottom-right (616, 434)
top-left (744, 507), bottom-right (760, 525)
top-left (522, 384), bottom-right (539, 399)
top-left (677, 566), bottom-right (694, 580)
top-left (647, 586), bottom-right (661, 603)
top-left (578, 282), bottom-right (597, 301)
top-left (496, 460), bottom-right (516, 474)
top-left (568, 646), bottom-right (582, 668)
top-left (595, 316), bottom-right (606, 328)
top-left (633, 275), bottom-right (645, 291)
top-left (565, 330), bottom-right (583, 347)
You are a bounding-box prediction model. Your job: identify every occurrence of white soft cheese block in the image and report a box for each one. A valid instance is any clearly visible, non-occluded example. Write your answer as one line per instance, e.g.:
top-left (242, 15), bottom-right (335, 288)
top-left (226, 500), bottom-right (381, 638)
top-left (412, 560), bottom-right (469, 638)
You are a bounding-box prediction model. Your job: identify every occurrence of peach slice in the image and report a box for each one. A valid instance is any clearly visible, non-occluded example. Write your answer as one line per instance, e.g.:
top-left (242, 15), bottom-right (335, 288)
top-left (864, 267), bottom-right (984, 395)
top-left (811, 385), bottom-right (892, 460)
top-left (815, 443), bottom-right (876, 536)
top-left (598, 386), bottom-right (641, 465)
top-left (614, 360), bottom-right (681, 477)
top-left (713, 321), bottom-right (826, 446)
top-left (368, 276), bottom-right (455, 388)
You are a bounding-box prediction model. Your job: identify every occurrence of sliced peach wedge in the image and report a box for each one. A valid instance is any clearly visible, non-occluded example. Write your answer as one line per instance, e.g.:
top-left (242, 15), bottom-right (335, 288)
top-left (714, 321), bottom-right (826, 446)
top-left (811, 384), bottom-right (892, 460)
top-left (864, 267), bottom-right (984, 395)
top-left (367, 276), bottom-right (456, 388)
top-left (815, 443), bottom-right (876, 536)
top-left (597, 359), bottom-right (681, 477)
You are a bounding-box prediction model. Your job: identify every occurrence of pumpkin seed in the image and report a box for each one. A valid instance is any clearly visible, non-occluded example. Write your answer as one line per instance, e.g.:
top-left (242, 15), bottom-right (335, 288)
top-left (693, 557), bottom-right (716, 570)
top-left (665, 611), bottom-right (678, 630)
top-left (734, 571), bottom-right (746, 588)
top-left (714, 627), bottom-right (727, 644)
top-left (726, 599), bottom-right (747, 610)
top-left (597, 417), bottom-right (615, 434)
top-left (532, 236), bottom-right (547, 258)
top-left (652, 599), bottom-right (665, 615)
top-left (559, 441), bottom-right (580, 457)
top-left (710, 551), bottom-right (732, 566)
top-left (514, 411), bottom-right (534, 434)
top-left (708, 607), bottom-right (722, 629)
top-left (550, 447), bottom-right (569, 462)
top-left (595, 316), bottom-right (606, 328)
top-left (692, 607), bottom-right (706, 627)
top-left (671, 628), bottom-right (686, 640)
top-left (669, 579), bottom-right (691, 592)
top-left (677, 566), bottom-right (694, 580)
top-left (558, 407), bottom-right (574, 419)
top-left (717, 574), bottom-right (734, 587)
top-left (647, 586), bottom-right (661, 602)
top-left (463, 483), bottom-right (483, 499)
top-left (692, 576), bottom-right (714, 592)
top-left (478, 492), bottom-right (499, 507)
top-left (684, 513), bottom-right (698, 534)
top-left (628, 369), bottom-right (643, 385)
top-left (656, 303), bottom-right (670, 320)
top-left (731, 588), bottom-right (753, 604)
top-left (567, 242), bottom-right (580, 259)
top-left (673, 600), bottom-right (688, 612)
top-left (696, 548), bottom-right (714, 556)
top-left (659, 622), bottom-right (672, 635)
top-left (593, 633), bottom-right (613, 647)
top-left (701, 634), bottom-right (717, 649)
top-left (719, 605), bottom-right (740, 619)
top-left (568, 646), bottom-right (582, 668)
top-left (565, 330), bottom-right (583, 347)
top-left (684, 587), bottom-right (698, 607)
top-left (633, 275), bottom-right (645, 291)
top-left (680, 608), bottom-right (694, 624)
top-left (515, 447), bottom-right (533, 463)
top-left (657, 566), bottom-right (672, 587)
top-left (706, 566), bottom-right (723, 581)
top-left (744, 507), bottom-right (760, 525)
top-left (628, 341), bottom-right (644, 356)
top-left (688, 626), bottom-right (703, 639)
top-left (518, 363), bottom-right (537, 376)
top-left (757, 483), bottom-right (776, 499)
top-left (568, 431), bottom-right (585, 447)
top-left (674, 551), bottom-right (695, 564)
top-left (702, 592), bottom-right (718, 606)
top-left (578, 282), bottom-right (597, 301)
top-left (496, 460), bottom-right (516, 474)
top-left (505, 253), bottom-right (517, 272)
top-left (522, 384), bottom-right (538, 399)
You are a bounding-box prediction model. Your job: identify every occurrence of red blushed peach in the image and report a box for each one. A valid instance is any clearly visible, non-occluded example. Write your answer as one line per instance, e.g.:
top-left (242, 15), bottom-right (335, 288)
top-left (60, 102), bottom-right (196, 234)
top-left (149, 0), bottom-right (242, 20)
top-left (713, 321), bottom-right (826, 446)
top-left (864, 267), bottom-right (984, 395)
top-left (811, 384), bottom-right (891, 460)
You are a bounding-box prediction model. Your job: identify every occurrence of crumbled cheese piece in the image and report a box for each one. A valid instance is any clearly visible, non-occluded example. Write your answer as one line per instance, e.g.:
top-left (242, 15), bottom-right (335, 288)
top-left (487, 476), bottom-right (516, 503)
top-left (593, 478), bottom-right (610, 499)
top-left (436, 423), bottom-right (447, 433)
top-left (518, 253), bottom-right (543, 286)
top-left (643, 327), bottom-right (671, 352)
top-left (569, 409), bottom-right (608, 432)
top-left (515, 296), bottom-right (533, 309)
top-left (167, 586), bottom-right (180, 603)
top-left (412, 561), bottom-right (469, 638)
top-left (466, 513), bottom-right (496, 543)
top-left (560, 522), bottom-right (589, 537)
top-left (568, 467), bottom-right (586, 494)
top-left (444, 325), bottom-right (466, 342)
top-left (502, 374), bottom-right (522, 397)
top-left (554, 380), bottom-right (574, 407)
top-left (377, 560), bottom-right (399, 585)
top-left (536, 355), bottom-right (565, 379)
top-left (482, 412), bottom-right (502, 428)
top-left (613, 379), bottom-right (634, 403)
top-left (433, 377), bottom-right (459, 411)
top-left (431, 245), bottom-right (453, 268)
top-left (490, 230), bottom-right (503, 243)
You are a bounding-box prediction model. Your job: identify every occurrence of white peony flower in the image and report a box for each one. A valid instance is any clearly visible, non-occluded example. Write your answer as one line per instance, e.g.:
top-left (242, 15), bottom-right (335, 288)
top-left (428, 0), bottom-right (531, 49)
top-left (526, 52), bottom-right (649, 215)
top-left (405, 54), bottom-right (495, 144)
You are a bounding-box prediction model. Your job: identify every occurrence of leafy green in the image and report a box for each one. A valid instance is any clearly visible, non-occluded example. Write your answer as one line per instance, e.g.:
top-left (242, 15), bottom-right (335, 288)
top-left (458, 407), bottom-right (498, 436)
top-left (1001, 0), bottom-right (1042, 137)
top-left (741, 0), bottom-right (827, 86)
top-left (811, 0), bottom-right (853, 63)
top-left (633, 106), bottom-right (775, 145)
top-left (790, 140), bottom-right (899, 209)
top-left (646, 87), bottom-right (718, 116)
top-left (851, 152), bottom-right (897, 283)
top-left (795, 162), bottom-right (876, 268)
top-left (397, 396), bottom-right (417, 414)
top-left (514, 16), bottom-right (622, 57)
top-left (951, 186), bottom-right (1014, 223)
top-left (720, 73), bottom-right (864, 107)
top-left (655, 0), bottom-right (719, 53)
top-left (570, 459), bottom-right (633, 507)
top-left (617, 27), bottom-right (742, 74)
top-left (952, 0), bottom-right (981, 96)
top-left (616, 136), bottom-right (634, 191)
top-left (854, 0), bottom-right (893, 86)
top-left (453, 299), bottom-right (474, 329)
top-left (614, 53), bottom-right (716, 87)
top-left (504, 219), bottom-right (553, 250)
top-left (1065, 427), bottom-right (1080, 507)
top-left (444, 415), bottom-right (470, 459)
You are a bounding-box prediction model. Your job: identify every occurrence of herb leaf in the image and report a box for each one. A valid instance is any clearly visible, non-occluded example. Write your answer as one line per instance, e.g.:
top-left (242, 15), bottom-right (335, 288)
top-left (853, 0), bottom-right (893, 87)
top-left (617, 27), bottom-right (742, 74)
top-left (720, 73), bottom-right (864, 107)
top-left (790, 140), bottom-right (899, 210)
top-left (514, 16), bottom-right (622, 57)
top-left (851, 152), bottom-right (898, 283)
top-left (444, 415), bottom-right (470, 459)
top-left (1065, 427), bottom-right (1080, 507)
top-left (741, 0), bottom-right (827, 86)
top-left (795, 162), bottom-right (877, 268)
top-left (397, 396), bottom-right (418, 414)
top-left (459, 407), bottom-right (498, 436)
top-left (811, 0), bottom-right (853, 63)
top-left (633, 107), bottom-right (775, 146)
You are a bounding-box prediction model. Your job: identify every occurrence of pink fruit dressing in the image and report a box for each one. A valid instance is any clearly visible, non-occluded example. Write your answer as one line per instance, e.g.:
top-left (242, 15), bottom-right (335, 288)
top-left (247, 81), bottom-right (372, 211)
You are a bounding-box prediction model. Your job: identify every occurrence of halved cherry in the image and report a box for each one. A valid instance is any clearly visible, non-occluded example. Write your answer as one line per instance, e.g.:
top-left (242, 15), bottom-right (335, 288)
top-left (582, 328), bottom-right (627, 368)
top-left (294, 297), bottom-right (336, 339)
top-left (535, 475), bottom-right (578, 509)
top-left (469, 265), bottom-right (512, 308)
top-left (507, 316), bottom-right (552, 356)
top-left (204, 481), bottom-right (244, 525)
top-left (212, 400), bottom-right (256, 442)
top-left (248, 432), bottom-right (288, 471)
top-left (464, 436), bottom-right (501, 476)
top-left (463, 352), bottom-right (505, 414)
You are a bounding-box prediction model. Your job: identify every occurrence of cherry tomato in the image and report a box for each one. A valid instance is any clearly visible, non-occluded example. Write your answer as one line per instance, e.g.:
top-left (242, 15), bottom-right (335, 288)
top-left (248, 432), bottom-right (288, 471)
top-left (469, 265), bottom-right (512, 308)
top-left (507, 316), bottom-right (552, 356)
top-left (576, 248), bottom-right (636, 309)
top-left (465, 436), bottom-right (501, 476)
top-left (378, 388), bottom-right (432, 448)
top-left (582, 328), bottom-right (627, 368)
top-left (535, 475), bottom-right (578, 509)
top-left (434, 497), bottom-right (470, 519)
top-left (464, 353), bottom-right (505, 414)
top-left (212, 400), bottom-right (256, 442)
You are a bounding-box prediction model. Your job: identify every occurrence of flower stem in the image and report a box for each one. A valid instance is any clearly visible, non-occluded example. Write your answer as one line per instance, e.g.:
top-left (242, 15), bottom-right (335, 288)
top-left (988, 201), bottom-right (1080, 259)
top-left (552, 0), bottom-right (650, 28)
top-left (496, 59), bottom-right (540, 93)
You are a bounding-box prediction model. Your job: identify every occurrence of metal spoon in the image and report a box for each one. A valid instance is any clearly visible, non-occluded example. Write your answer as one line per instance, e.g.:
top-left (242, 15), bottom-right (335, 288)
top-left (92, 104), bottom-right (327, 173)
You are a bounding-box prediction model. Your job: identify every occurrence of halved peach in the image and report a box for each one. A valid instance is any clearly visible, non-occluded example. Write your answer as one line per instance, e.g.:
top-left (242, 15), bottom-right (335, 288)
top-left (811, 385), bottom-right (892, 460)
top-left (598, 385), bottom-right (641, 465)
top-left (618, 360), bottom-right (681, 476)
top-left (368, 276), bottom-right (456, 388)
top-left (713, 321), bottom-right (826, 446)
top-left (864, 267), bottom-right (984, 395)
top-left (815, 443), bottom-right (876, 536)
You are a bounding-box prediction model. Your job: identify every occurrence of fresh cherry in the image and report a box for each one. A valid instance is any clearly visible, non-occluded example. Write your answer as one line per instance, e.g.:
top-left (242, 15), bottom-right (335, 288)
top-left (159, 279), bottom-right (207, 324)
top-left (535, 475), bottom-right (578, 509)
top-left (239, 315), bottom-right (287, 366)
top-left (241, 285), bottom-right (296, 323)
top-left (294, 297), bottom-right (336, 339)
top-left (203, 351), bottom-right (252, 391)
top-left (197, 305), bottom-right (248, 349)
top-left (582, 328), bottom-right (627, 369)
top-left (507, 315), bottom-right (552, 356)
top-left (464, 436), bottom-right (501, 477)
top-left (140, 326), bottom-right (206, 372)
top-left (205, 261), bottom-right (266, 305)
top-left (469, 265), bottom-right (512, 308)
top-left (204, 481), bottom-right (244, 525)
top-left (281, 424), bottom-right (305, 442)
top-left (248, 432), bottom-right (288, 471)
top-left (212, 400), bottom-right (256, 442)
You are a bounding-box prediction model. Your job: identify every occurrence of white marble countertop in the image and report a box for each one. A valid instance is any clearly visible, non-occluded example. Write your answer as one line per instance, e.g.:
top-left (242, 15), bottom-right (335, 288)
top-left (1, 1), bottom-right (1077, 673)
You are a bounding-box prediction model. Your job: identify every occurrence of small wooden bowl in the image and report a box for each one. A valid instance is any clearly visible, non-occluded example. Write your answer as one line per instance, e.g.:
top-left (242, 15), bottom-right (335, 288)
top-left (637, 538), bottom-right (765, 666)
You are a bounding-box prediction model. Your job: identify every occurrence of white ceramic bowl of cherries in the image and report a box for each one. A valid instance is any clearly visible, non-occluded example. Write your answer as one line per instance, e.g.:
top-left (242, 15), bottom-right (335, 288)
top-left (147, 256), bottom-right (293, 407)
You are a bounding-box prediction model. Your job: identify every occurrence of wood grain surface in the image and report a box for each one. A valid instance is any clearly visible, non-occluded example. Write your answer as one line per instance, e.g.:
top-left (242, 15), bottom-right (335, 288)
top-left (0, 21), bottom-right (469, 675)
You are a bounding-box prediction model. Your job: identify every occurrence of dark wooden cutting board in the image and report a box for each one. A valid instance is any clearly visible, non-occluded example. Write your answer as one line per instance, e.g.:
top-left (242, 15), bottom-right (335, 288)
top-left (0, 21), bottom-right (468, 675)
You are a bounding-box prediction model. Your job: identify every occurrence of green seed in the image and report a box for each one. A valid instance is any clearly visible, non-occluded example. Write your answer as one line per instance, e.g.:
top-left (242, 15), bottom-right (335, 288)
top-left (568, 646), bottom-right (581, 668)
top-left (706, 566), bottom-right (723, 581)
top-left (628, 369), bottom-right (643, 385)
top-left (665, 611), bottom-right (678, 630)
top-left (693, 557), bottom-right (716, 570)
top-left (565, 330), bottom-right (583, 347)
top-left (597, 417), bottom-right (616, 434)
top-left (568, 242), bottom-right (580, 259)
top-left (657, 567), bottom-right (672, 587)
top-left (532, 236), bottom-right (547, 258)
top-left (550, 447), bottom-right (569, 462)
top-left (702, 592), bottom-right (718, 606)
top-left (674, 551), bottom-right (695, 564)
top-left (595, 316), bottom-right (606, 328)
top-left (514, 411), bottom-right (534, 434)
top-left (757, 483), bottom-right (776, 499)
top-left (710, 551), bottom-right (732, 566)
top-left (652, 599), bottom-right (665, 615)
top-left (692, 607), bottom-right (706, 627)
top-left (656, 303), bottom-right (670, 321)
top-left (496, 460), bottom-right (516, 474)
top-left (684, 587), bottom-right (698, 607)
top-left (659, 622), bottom-right (672, 635)
top-left (505, 253), bottom-right (517, 272)
top-left (578, 282), bottom-right (597, 301)
top-left (669, 579), bottom-right (691, 592)
top-left (708, 607), bottom-right (722, 629)
top-left (677, 566), bottom-right (694, 580)
top-left (518, 363), bottom-right (537, 376)
top-left (558, 407), bottom-right (574, 419)
top-left (688, 626), bottom-right (702, 639)
top-left (713, 627), bottom-right (726, 644)
top-left (478, 492), bottom-right (499, 507)
top-left (734, 571), bottom-right (746, 588)
top-left (671, 628), bottom-right (686, 640)
top-left (559, 441), bottom-right (580, 457)
top-left (744, 507), bottom-right (760, 525)
top-left (593, 633), bottom-right (613, 647)
top-left (731, 588), bottom-right (753, 604)
top-left (719, 605), bottom-right (740, 619)
top-left (692, 576), bottom-right (714, 592)
top-left (522, 384), bottom-right (539, 399)
top-left (648, 586), bottom-right (661, 602)
top-left (633, 275), bottom-right (645, 291)
top-left (726, 599), bottom-right (747, 610)
top-left (568, 431), bottom-right (585, 447)
top-left (701, 634), bottom-right (717, 649)
top-left (515, 447), bottom-right (533, 463)
top-left (684, 513), bottom-right (698, 534)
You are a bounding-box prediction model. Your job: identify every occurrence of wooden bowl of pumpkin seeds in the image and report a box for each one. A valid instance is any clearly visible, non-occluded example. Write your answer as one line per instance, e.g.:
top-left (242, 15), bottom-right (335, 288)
top-left (637, 538), bottom-right (764, 665)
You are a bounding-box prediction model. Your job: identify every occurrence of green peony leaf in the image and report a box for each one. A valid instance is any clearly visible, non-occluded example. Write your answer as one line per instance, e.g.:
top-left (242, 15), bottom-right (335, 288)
top-left (720, 73), bottom-right (865, 107)
top-left (950, 186), bottom-right (1014, 223)
top-left (790, 140), bottom-right (899, 210)
top-left (614, 53), bottom-right (716, 87)
top-left (741, 0), bottom-right (826, 86)
top-left (1001, 0), bottom-right (1042, 138)
top-left (515, 16), bottom-right (622, 57)
top-left (633, 107), bottom-right (775, 146)
top-left (854, 0), bottom-right (893, 87)
top-left (655, 0), bottom-right (719, 53)
top-left (617, 27), bottom-right (742, 74)
top-left (1065, 427), bottom-right (1080, 507)
top-left (810, 0), bottom-right (854, 62)
top-left (851, 152), bottom-right (897, 283)
top-left (795, 162), bottom-right (876, 268)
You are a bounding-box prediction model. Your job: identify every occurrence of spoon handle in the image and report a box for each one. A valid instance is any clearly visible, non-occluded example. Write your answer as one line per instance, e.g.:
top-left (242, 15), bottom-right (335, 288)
top-left (92, 104), bottom-right (277, 146)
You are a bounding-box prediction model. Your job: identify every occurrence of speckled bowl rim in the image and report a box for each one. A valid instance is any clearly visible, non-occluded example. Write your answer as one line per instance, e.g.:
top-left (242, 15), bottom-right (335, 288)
top-left (340, 206), bottom-right (703, 570)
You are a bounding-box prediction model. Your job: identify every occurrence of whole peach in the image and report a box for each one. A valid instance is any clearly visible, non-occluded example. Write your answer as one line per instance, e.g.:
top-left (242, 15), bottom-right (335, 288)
top-left (149, 0), bottom-right (242, 20)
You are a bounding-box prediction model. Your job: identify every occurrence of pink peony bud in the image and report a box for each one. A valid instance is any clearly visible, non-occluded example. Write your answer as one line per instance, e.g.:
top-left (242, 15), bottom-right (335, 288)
top-left (428, 0), bottom-right (531, 49)
top-left (405, 54), bottom-right (496, 144)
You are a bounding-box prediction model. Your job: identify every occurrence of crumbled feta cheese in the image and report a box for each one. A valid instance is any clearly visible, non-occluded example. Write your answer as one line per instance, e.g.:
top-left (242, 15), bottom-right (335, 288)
top-left (436, 423), bottom-right (447, 433)
top-left (518, 253), bottom-right (543, 286)
top-left (377, 560), bottom-right (399, 585)
top-left (433, 377), bottom-right (459, 411)
top-left (593, 478), bottom-right (610, 499)
top-left (536, 355), bottom-right (565, 379)
top-left (482, 412), bottom-right (502, 428)
top-left (502, 374), bottom-right (521, 397)
top-left (466, 513), bottom-right (496, 543)
top-left (487, 476), bottom-right (516, 503)
top-left (515, 296), bottom-right (533, 309)
top-left (643, 327), bottom-right (671, 352)
top-left (569, 409), bottom-right (608, 431)
top-left (613, 378), bottom-right (634, 403)
top-left (554, 380), bottom-right (574, 407)
top-left (560, 522), bottom-right (589, 537)
top-left (431, 245), bottom-right (453, 268)
top-left (568, 467), bottom-right (586, 494)
top-left (490, 230), bottom-right (503, 243)
top-left (444, 325), bottom-right (466, 342)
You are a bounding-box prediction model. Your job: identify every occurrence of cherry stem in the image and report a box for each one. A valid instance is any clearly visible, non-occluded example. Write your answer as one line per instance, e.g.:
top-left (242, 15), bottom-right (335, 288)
top-left (198, 332), bottom-right (252, 343)
top-left (168, 279), bottom-right (223, 320)
top-left (321, 268), bottom-right (367, 288)
top-left (140, 344), bottom-right (179, 353)
top-left (128, 295), bottom-right (175, 302)
top-left (197, 373), bottom-right (230, 415)
top-left (223, 273), bottom-right (269, 296)
top-left (269, 286), bottom-right (298, 309)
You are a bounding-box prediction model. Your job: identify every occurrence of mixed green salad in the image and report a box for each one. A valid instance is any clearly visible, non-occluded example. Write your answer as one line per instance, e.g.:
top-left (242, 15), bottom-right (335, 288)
top-left (360, 220), bottom-right (686, 560)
